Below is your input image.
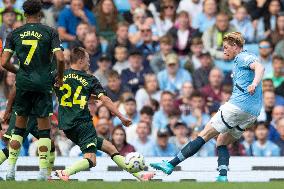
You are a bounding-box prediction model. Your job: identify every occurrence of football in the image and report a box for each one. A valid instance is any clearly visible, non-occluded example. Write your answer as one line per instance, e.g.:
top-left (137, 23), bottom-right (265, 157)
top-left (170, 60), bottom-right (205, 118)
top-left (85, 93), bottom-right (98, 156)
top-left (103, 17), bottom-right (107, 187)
top-left (125, 152), bottom-right (145, 173)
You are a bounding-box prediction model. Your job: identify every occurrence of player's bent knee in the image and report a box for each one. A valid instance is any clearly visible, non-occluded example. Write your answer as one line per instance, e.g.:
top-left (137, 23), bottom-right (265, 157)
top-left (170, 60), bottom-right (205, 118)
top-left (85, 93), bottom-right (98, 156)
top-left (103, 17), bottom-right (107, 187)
top-left (10, 140), bottom-right (21, 150)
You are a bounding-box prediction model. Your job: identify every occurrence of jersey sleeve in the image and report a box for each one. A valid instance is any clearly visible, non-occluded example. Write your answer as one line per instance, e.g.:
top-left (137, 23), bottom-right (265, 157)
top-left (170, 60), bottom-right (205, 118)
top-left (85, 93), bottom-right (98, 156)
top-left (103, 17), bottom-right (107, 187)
top-left (4, 33), bottom-right (15, 53)
top-left (91, 77), bottom-right (106, 98)
top-left (241, 53), bottom-right (258, 69)
top-left (51, 29), bottom-right (62, 53)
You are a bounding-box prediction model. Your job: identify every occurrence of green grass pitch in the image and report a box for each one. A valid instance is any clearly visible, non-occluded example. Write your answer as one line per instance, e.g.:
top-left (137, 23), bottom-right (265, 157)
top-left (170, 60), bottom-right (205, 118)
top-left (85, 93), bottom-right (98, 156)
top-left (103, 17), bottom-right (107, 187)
top-left (0, 181), bottom-right (284, 189)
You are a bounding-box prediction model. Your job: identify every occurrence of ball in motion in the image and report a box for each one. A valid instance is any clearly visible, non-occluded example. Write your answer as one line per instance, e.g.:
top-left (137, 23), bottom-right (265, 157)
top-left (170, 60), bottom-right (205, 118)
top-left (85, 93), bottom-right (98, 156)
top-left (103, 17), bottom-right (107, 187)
top-left (125, 152), bottom-right (145, 173)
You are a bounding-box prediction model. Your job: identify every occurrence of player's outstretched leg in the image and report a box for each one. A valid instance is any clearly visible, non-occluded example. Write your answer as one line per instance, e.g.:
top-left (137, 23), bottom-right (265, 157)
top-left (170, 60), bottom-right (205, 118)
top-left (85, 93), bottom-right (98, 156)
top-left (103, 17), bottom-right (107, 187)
top-left (6, 126), bottom-right (26, 180)
top-left (216, 145), bottom-right (229, 182)
top-left (101, 139), bottom-right (155, 181)
top-left (150, 123), bottom-right (219, 175)
top-left (55, 153), bottom-right (95, 181)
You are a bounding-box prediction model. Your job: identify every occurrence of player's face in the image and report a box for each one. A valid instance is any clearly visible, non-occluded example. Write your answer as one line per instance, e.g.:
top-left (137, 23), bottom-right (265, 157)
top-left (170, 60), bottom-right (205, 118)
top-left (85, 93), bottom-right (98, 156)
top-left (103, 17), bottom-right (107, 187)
top-left (223, 41), bottom-right (237, 60)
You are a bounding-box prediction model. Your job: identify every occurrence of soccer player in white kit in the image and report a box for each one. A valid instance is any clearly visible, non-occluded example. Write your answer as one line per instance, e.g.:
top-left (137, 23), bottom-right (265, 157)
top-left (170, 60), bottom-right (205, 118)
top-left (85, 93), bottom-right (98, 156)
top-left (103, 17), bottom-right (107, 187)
top-left (150, 32), bottom-right (265, 181)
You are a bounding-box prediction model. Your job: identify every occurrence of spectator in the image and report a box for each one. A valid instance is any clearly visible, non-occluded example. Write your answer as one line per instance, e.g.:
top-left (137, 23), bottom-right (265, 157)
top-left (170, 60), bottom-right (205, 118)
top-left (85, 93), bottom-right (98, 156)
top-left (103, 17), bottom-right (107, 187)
top-left (275, 39), bottom-right (284, 59)
top-left (262, 78), bottom-right (284, 105)
top-left (0, 71), bottom-right (15, 111)
top-left (252, 121), bottom-right (280, 156)
top-left (184, 37), bottom-right (204, 73)
top-left (113, 96), bottom-right (139, 126)
top-left (227, 141), bottom-right (247, 156)
top-left (69, 23), bottom-right (91, 49)
top-left (0, 8), bottom-right (16, 44)
top-left (242, 128), bottom-right (256, 156)
top-left (96, 118), bottom-right (113, 140)
top-left (258, 39), bottom-right (273, 76)
top-left (218, 0), bottom-right (242, 20)
top-left (41, 0), bottom-right (65, 28)
top-left (154, 0), bottom-right (176, 37)
top-left (83, 32), bottom-right (102, 72)
top-left (111, 125), bottom-right (136, 156)
top-left (175, 81), bottom-right (194, 116)
top-left (258, 91), bottom-right (276, 123)
top-left (256, 0), bottom-right (282, 41)
top-left (157, 53), bottom-right (192, 93)
top-left (0, 0), bottom-right (23, 25)
top-left (265, 55), bottom-right (284, 88)
top-left (269, 12), bottom-right (284, 46)
top-left (129, 121), bottom-right (154, 157)
top-left (121, 49), bottom-right (152, 94)
top-left (169, 122), bottom-right (190, 150)
top-left (202, 12), bottom-right (236, 60)
top-left (177, 0), bottom-right (203, 22)
top-left (94, 54), bottom-right (112, 87)
top-left (95, 0), bottom-right (123, 42)
top-left (125, 106), bottom-right (154, 142)
top-left (104, 70), bottom-right (131, 103)
top-left (275, 117), bottom-right (284, 155)
top-left (107, 22), bottom-right (133, 64)
top-left (135, 74), bottom-right (161, 111)
top-left (128, 8), bottom-right (158, 45)
top-left (152, 128), bottom-right (178, 156)
top-left (113, 46), bottom-right (129, 74)
top-left (138, 23), bottom-right (160, 62)
top-left (200, 68), bottom-right (223, 106)
top-left (168, 11), bottom-right (199, 56)
top-left (165, 108), bottom-right (182, 136)
top-left (182, 91), bottom-right (210, 130)
top-left (192, 51), bottom-right (214, 89)
top-left (192, 0), bottom-right (217, 33)
top-left (245, 0), bottom-right (270, 21)
top-left (93, 105), bottom-right (112, 127)
top-left (150, 34), bottom-right (174, 74)
top-left (230, 6), bottom-right (255, 43)
top-left (123, 0), bottom-right (152, 24)
top-left (58, 0), bottom-right (96, 42)
top-left (268, 105), bottom-right (284, 142)
top-left (153, 91), bottom-right (175, 129)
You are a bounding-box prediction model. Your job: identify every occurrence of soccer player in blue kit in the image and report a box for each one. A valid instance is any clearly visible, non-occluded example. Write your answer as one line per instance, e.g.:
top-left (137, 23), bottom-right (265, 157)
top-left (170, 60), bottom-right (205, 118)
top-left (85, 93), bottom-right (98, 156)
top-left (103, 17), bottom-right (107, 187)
top-left (150, 32), bottom-right (265, 182)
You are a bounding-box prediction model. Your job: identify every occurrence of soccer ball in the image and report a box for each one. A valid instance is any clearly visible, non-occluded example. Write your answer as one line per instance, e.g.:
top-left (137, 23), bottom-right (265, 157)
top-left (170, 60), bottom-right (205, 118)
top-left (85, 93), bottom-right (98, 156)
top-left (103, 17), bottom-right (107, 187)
top-left (125, 152), bottom-right (145, 173)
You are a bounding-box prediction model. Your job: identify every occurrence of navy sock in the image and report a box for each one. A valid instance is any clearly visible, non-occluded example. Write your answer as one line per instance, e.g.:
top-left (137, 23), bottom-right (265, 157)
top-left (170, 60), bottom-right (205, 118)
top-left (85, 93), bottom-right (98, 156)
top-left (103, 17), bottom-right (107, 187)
top-left (169, 136), bottom-right (205, 167)
top-left (217, 145), bottom-right (230, 176)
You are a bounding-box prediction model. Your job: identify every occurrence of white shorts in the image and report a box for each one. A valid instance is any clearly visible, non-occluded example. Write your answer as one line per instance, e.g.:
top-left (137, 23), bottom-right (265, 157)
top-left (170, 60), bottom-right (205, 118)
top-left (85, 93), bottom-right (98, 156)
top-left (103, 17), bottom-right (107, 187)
top-left (210, 102), bottom-right (257, 139)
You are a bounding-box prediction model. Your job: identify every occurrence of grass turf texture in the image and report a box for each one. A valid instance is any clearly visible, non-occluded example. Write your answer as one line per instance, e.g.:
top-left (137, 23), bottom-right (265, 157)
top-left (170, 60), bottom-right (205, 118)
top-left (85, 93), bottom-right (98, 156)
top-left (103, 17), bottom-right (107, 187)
top-left (0, 181), bottom-right (284, 189)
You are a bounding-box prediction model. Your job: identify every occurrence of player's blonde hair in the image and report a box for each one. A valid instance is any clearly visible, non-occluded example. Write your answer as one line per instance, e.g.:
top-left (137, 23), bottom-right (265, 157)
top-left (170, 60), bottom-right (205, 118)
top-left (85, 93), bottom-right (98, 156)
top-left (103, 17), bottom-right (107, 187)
top-left (223, 32), bottom-right (245, 48)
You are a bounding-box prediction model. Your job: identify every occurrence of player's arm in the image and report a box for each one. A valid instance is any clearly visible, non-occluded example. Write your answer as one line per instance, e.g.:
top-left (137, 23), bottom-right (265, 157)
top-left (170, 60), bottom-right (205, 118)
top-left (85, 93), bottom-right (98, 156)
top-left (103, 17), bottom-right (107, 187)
top-left (54, 50), bottom-right (65, 87)
top-left (99, 95), bottom-right (132, 127)
top-left (1, 33), bottom-right (17, 73)
top-left (248, 61), bottom-right (265, 94)
top-left (3, 85), bottom-right (16, 123)
top-left (1, 51), bottom-right (17, 74)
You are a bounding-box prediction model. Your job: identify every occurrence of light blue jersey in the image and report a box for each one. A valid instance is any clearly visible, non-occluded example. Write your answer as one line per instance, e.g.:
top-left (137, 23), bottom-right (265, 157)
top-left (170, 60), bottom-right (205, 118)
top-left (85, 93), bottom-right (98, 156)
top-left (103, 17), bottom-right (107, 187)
top-left (229, 51), bottom-right (263, 116)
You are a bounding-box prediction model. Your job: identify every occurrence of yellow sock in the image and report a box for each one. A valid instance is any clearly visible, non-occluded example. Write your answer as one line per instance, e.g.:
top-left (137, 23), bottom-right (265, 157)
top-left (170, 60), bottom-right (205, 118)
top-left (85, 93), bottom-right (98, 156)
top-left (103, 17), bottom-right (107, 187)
top-left (8, 134), bottom-right (23, 165)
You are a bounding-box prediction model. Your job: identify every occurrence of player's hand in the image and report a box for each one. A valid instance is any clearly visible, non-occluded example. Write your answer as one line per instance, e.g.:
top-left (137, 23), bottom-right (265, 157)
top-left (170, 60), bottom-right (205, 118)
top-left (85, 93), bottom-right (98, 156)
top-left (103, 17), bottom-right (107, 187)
top-left (121, 117), bottom-right (132, 127)
top-left (54, 76), bottom-right (64, 88)
top-left (247, 83), bottom-right (257, 95)
top-left (3, 109), bottom-right (12, 124)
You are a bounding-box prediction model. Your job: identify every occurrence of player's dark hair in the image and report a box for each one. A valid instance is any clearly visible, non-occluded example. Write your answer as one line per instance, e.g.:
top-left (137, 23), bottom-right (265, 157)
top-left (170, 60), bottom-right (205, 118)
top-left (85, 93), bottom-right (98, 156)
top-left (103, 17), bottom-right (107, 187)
top-left (23, 0), bottom-right (42, 16)
top-left (70, 47), bottom-right (87, 64)
top-left (140, 106), bottom-right (154, 116)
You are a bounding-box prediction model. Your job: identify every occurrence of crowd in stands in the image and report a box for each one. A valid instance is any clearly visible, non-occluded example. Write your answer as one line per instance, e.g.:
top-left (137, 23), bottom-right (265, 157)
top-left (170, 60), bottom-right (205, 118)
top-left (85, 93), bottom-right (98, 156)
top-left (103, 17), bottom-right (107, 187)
top-left (1, 0), bottom-right (284, 157)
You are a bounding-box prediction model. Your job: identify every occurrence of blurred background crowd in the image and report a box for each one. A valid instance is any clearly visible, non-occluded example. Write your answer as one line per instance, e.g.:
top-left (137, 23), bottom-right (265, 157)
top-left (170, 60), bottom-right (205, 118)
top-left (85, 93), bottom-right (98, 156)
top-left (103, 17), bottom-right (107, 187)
top-left (0, 0), bottom-right (284, 158)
